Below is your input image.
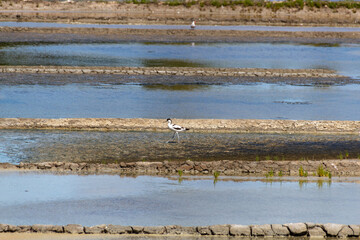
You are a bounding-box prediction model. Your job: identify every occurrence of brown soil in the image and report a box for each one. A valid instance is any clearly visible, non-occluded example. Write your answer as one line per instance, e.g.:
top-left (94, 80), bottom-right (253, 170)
top-left (2, 27), bottom-right (360, 44)
top-left (1, 1), bottom-right (360, 26)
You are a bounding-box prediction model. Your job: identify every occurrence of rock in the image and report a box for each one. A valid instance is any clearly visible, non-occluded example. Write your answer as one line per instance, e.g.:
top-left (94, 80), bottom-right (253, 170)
top-left (251, 225), bottom-right (265, 236)
top-left (16, 225), bottom-right (31, 233)
top-left (84, 224), bottom-right (107, 234)
top-left (209, 224), bottom-right (229, 235)
top-left (197, 226), bottom-right (211, 235)
top-left (165, 225), bottom-right (197, 235)
top-left (308, 226), bottom-right (327, 238)
top-left (229, 224), bottom-right (251, 236)
top-left (272, 224), bottom-right (290, 236)
top-left (286, 223), bottom-right (308, 236)
top-left (143, 226), bottom-right (166, 234)
top-left (306, 222), bottom-right (316, 229)
top-left (131, 226), bottom-right (144, 234)
top-left (260, 224), bottom-right (274, 236)
top-left (338, 226), bottom-right (353, 238)
top-left (32, 224), bottom-right (63, 233)
top-left (349, 225), bottom-right (360, 236)
top-left (323, 223), bottom-right (344, 237)
top-left (107, 225), bottom-right (132, 234)
top-left (64, 224), bottom-right (84, 234)
top-left (7, 225), bottom-right (18, 232)
top-left (0, 224), bottom-right (8, 232)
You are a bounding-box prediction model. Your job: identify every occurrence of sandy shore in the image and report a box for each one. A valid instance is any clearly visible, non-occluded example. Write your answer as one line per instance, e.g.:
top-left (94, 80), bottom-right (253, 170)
top-left (2, 27), bottom-right (360, 44)
top-left (0, 118), bottom-right (359, 134)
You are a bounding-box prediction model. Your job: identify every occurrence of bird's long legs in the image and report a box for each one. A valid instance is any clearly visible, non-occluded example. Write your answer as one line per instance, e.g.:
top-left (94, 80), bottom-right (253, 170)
top-left (166, 132), bottom-right (180, 143)
top-left (176, 132), bottom-right (180, 142)
top-left (166, 132), bottom-right (176, 143)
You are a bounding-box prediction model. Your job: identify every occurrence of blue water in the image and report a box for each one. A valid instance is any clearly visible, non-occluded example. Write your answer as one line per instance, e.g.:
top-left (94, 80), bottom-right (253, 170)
top-left (0, 172), bottom-right (358, 226)
top-left (1, 42), bottom-right (359, 78)
top-left (0, 83), bottom-right (359, 120)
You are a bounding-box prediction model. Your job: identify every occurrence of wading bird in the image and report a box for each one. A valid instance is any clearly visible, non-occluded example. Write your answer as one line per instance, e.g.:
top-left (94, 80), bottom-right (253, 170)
top-left (190, 20), bottom-right (196, 29)
top-left (166, 118), bottom-right (189, 143)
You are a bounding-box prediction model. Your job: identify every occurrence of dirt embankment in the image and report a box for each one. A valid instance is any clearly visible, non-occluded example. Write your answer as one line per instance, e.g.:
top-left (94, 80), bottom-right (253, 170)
top-left (0, 118), bottom-right (359, 134)
top-left (2, 26), bottom-right (360, 44)
top-left (1, 159), bottom-right (360, 176)
top-left (1, 1), bottom-right (360, 26)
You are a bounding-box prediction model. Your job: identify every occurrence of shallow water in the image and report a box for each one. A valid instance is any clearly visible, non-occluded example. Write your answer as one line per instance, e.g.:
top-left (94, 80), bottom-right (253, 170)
top-left (0, 172), bottom-right (358, 226)
top-left (1, 42), bottom-right (360, 78)
top-left (1, 130), bottom-right (359, 163)
top-left (1, 21), bottom-right (360, 32)
top-left (0, 83), bottom-right (360, 120)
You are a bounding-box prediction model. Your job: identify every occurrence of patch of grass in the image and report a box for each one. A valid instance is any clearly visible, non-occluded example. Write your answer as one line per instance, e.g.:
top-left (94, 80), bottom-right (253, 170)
top-left (278, 170), bottom-right (283, 177)
top-left (273, 156), bottom-right (279, 161)
top-left (299, 166), bottom-right (308, 177)
top-left (345, 150), bottom-right (349, 159)
top-left (338, 153), bottom-right (344, 160)
top-left (178, 169), bottom-right (183, 177)
top-left (265, 155), bottom-right (271, 161)
top-left (255, 156), bottom-right (260, 161)
top-left (265, 169), bottom-right (274, 178)
top-left (213, 171), bottom-right (220, 179)
top-left (317, 165), bottom-right (331, 178)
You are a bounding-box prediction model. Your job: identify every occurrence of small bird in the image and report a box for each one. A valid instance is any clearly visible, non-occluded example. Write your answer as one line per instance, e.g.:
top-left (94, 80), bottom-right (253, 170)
top-left (190, 20), bottom-right (196, 29)
top-left (166, 118), bottom-right (189, 143)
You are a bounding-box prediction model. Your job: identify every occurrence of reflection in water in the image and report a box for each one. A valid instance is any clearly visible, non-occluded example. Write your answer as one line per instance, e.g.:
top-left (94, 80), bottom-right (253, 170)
top-left (0, 172), bottom-right (359, 226)
top-left (1, 42), bottom-right (360, 78)
top-left (141, 59), bottom-right (206, 68)
top-left (300, 43), bottom-right (341, 48)
top-left (142, 84), bottom-right (210, 91)
top-left (298, 179), bottom-right (332, 189)
top-left (1, 84), bottom-right (360, 120)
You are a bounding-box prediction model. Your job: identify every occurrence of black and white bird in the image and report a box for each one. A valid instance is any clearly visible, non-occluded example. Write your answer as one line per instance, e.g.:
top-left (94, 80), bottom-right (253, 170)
top-left (166, 118), bottom-right (189, 143)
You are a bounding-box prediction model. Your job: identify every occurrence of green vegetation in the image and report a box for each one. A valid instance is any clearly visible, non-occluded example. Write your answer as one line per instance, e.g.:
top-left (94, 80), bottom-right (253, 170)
top-left (178, 169), bottom-right (183, 177)
top-left (299, 166), bottom-right (308, 177)
top-left (255, 156), bottom-right (260, 161)
top-left (213, 171), bottom-right (220, 179)
top-left (317, 165), bottom-right (331, 178)
top-left (265, 169), bottom-right (274, 178)
top-left (278, 170), bottom-right (283, 177)
top-left (160, 0), bottom-right (360, 10)
top-left (338, 153), bottom-right (344, 160)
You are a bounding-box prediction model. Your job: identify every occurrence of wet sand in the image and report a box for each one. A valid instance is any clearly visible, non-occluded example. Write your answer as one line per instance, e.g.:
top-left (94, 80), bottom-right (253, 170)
top-left (0, 72), bottom-right (354, 86)
top-left (1, 129), bottom-right (359, 163)
top-left (2, 27), bottom-right (360, 44)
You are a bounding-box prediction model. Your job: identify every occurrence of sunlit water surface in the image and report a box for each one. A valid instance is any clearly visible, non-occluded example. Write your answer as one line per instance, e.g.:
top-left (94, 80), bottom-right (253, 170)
top-left (0, 83), bottom-right (359, 120)
top-left (0, 172), bottom-right (359, 226)
top-left (1, 42), bottom-right (360, 78)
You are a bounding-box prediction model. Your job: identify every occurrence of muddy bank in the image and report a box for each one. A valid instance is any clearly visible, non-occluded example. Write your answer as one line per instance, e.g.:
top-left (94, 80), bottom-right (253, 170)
top-left (1, 1), bottom-right (360, 26)
top-left (0, 73), bottom-right (354, 86)
top-left (2, 130), bottom-right (359, 163)
top-left (1, 159), bottom-right (360, 176)
top-left (0, 66), bottom-right (344, 78)
top-left (0, 222), bottom-right (359, 238)
top-left (2, 27), bottom-right (360, 44)
top-left (0, 118), bottom-right (359, 134)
